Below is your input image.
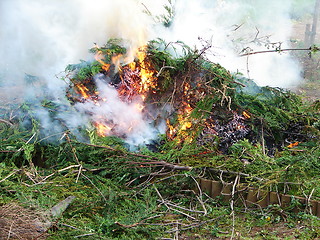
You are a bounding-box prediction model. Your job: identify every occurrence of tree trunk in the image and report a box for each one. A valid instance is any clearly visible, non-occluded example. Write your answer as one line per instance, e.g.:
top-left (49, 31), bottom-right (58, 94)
top-left (309, 0), bottom-right (320, 45)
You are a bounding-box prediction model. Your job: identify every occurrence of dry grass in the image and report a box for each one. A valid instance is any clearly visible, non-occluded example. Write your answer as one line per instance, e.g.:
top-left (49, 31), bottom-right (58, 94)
top-left (0, 203), bottom-right (51, 240)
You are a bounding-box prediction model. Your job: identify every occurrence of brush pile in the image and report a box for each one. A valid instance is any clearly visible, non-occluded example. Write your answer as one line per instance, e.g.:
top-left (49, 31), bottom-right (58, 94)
top-left (0, 38), bottom-right (320, 239)
top-left (65, 38), bottom-right (319, 154)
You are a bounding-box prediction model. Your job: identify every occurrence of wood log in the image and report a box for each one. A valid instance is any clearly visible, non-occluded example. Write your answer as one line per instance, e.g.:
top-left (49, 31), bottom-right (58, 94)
top-left (221, 182), bottom-right (233, 202)
top-left (281, 195), bottom-right (292, 208)
top-left (246, 188), bottom-right (258, 207)
top-left (257, 190), bottom-right (269, 208)
top-left (200, 178), bottom-right (212, 196)
top-left (269, 192), bottom-right (281, 205)
top-left (211, 180), bottom-right (222, 198)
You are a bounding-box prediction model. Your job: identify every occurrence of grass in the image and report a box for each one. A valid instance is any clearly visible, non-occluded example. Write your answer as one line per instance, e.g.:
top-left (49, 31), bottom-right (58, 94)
top-left (1, 140), bottom-right (320, 239)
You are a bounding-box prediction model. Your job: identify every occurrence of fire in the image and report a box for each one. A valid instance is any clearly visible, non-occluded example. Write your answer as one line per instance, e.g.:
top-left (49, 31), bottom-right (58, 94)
top-left (94, 122), bottom-right (112, 136)
top-left (128, 62), bottom-right (136, 70)
top-left (69, 42), bottom-right (253, 147)
top-left (243, 111), bottom-right (251, 119)
top-left (166, 108), bottom-right (194, 142)
top-left (81, 45), bottom-right (159, 137)
top-left (236, 124), bottom-right (244, 130)
top-left (166, 119), bottom-right (175, 139)
top-left (287, 141), bottom-right (300, 148)
top-left (134, 102), bottom-right (144, 112)
top-left (180, 121), bottom-right (192, 131)
top-left (165, 81), bottom-right (196, 142)
top-left (136, 47), bottom-right (157, 97)
top-left (184, 104), bottom-right (193, 115)
top-left (94, 50), bottom-right (111, 72)
top-left (75, 44), bottom-right (197, 142)
top-left (76, 84), bottom-right (90, 99)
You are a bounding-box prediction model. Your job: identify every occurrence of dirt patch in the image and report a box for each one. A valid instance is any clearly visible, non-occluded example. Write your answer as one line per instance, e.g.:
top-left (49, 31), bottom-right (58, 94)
top-left (0, 203), bottom-right (51, 240)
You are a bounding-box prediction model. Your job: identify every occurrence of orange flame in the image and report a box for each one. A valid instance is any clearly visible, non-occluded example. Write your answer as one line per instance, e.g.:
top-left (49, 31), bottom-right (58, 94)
top-left (180, 121), bottom-right (192, 131)
top-left (166, 119), bottom-right (175, 139)
top-left (95, 50), bottom-right (111, 72)
top-left (94, 122), bottom-right (112, 136)
top-left (128, 62), bottom-right (136, 70)
top-left (164, 80), bottom-right (196, 142)
top-left (287, 141), bottom-right (300, 148)
top-left (137, 47), bottom-right (156, 97)
top-left (76, 84), bottom-right (90, 99)
top-left (82, 45), bottom-right (160, 138)
top-left (243, 111), bottom-right (251, 119)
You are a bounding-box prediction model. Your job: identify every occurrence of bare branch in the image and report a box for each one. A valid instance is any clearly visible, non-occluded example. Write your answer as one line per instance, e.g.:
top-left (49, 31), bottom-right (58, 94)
top-left (239, 47), bottom-right (313, 57)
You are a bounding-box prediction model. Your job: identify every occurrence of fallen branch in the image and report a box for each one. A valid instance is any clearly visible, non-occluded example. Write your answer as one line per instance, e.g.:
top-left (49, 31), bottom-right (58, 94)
top-left (156, 66), bottom-right (176, 77)
top-left (154, 184), bottom-right (197, 220)
top-left (115, 215), bottom-right (161, 228)
top-left (81, 172), bottom-right (107, 203)
top-left (0, 118), bottom-right (14, 126)
top-left (74, 233), bottom-right (96, 238)
top-left (21, 165), bottom-right (81, 187)
top-left (166, 215), bottom-right (224, 233)
top-left (127, 160), bottom-right (192, 171)
top-left (190, 175), bottom-right (207, 215)
top-left (0, 150), bottom-right (19, 153)
top-left (230, 175), bottom-right (240, 240)
top-left (208, 168), bottom-right (265, 182)
top-left (157, 200), bottom-right (205, 214)
top-left (239, 47), bottom-right (315, 57)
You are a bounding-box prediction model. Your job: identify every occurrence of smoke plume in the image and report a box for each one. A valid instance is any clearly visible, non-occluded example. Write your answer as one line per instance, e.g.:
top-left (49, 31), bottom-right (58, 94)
top-left (0, 0), bottom-right (308, 146)
top-left (0, 0), bottom-right (157, 146)
top-left (148, 0), bottom-right (303, 87)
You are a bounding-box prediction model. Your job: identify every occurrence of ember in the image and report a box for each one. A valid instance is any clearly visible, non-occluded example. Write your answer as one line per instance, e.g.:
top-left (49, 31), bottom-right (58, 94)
top-left (287, 141), bottom-right (300, 148)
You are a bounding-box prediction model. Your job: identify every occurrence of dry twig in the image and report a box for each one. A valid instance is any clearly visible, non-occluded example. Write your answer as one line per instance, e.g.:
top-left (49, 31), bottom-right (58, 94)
top-left (0, 169), bottom-right (20, 183)
top-left (154, 185), bottom-right (196, 220)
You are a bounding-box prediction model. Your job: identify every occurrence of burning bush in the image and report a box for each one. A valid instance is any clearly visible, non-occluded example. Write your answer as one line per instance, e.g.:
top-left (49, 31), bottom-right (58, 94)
top-left (63, 38), bottom-right (319, 155)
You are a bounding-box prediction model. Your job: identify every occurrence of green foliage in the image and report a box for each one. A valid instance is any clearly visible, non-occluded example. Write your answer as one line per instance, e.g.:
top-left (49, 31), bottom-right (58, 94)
top-left (234, 84), bottom-right (319, 143)
top-left (191, 96), bottom-right (215, 119)
top-left (1, 38), bottom-right (320, 239)
top-left (147, 39), bottom-right (194, 83)
top-left (23, 143), bottom-right (35, 163)
top-left (89, 38), bottom-right (127, 62)
top-left (66, 61), bottom-right (102, 81)
top-left (66, 38), bottom-right (127, 86)
top-left (154, 0), bottom-right (175, 27)
top-left (87, 128), bottom-right (127, 150)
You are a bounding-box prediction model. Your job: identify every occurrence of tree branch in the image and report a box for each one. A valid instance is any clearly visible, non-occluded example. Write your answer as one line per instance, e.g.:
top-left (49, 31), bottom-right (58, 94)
top-left (239, 47), bottom-right (314, 57)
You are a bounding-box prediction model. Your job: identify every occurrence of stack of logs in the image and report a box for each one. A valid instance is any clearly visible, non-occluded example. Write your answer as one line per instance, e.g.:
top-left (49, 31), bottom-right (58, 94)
top-left (199, 178), bottom-right (320, 217)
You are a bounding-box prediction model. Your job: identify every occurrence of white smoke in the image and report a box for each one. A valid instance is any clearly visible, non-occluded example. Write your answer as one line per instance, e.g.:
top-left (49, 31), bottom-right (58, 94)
top-left (0, 0), bottom-right (308, 146)
top-left (0, 0), bottom-right (152, 95)
top-left (0, 0), bottom-right (157, 146)
top-left (146, 0), bottom-right (302, 87)
top-left (73, 74), bottom-right (160, 147)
